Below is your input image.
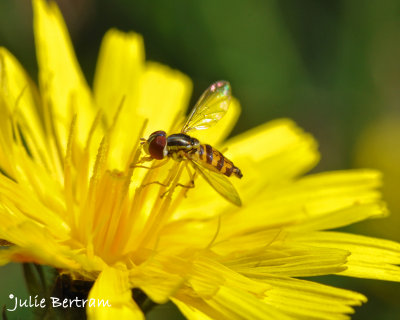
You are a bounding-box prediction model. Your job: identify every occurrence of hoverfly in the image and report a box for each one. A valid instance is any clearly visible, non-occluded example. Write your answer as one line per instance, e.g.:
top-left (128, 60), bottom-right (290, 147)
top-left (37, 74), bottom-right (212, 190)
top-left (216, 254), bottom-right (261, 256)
top-left (140, 81), bottom-right (242, 206)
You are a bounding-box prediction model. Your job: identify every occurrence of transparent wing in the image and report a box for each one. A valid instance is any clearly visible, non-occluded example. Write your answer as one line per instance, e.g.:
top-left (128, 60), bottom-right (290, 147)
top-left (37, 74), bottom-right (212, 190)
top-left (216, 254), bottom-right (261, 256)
top-left (181, 81), bottom-right (231, 133)
top-left (191, 160), bottom-right (242, 206)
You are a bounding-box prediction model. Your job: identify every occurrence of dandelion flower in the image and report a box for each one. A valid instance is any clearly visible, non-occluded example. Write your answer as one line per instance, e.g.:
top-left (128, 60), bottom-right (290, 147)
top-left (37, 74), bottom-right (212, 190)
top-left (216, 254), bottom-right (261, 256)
top-left (1, 0), bottom-right (400, 319)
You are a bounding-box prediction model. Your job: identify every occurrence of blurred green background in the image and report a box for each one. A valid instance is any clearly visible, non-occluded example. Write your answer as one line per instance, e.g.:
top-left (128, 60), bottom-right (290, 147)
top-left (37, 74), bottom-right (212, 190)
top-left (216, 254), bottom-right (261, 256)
top-left (0, 0), bottom-right (399, 319)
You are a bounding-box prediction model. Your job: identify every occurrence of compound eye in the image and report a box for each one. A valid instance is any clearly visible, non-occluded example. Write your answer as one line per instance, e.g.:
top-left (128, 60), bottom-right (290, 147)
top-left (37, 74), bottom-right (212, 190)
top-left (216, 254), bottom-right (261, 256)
top-left (148, 134), bottom-right (167, 160)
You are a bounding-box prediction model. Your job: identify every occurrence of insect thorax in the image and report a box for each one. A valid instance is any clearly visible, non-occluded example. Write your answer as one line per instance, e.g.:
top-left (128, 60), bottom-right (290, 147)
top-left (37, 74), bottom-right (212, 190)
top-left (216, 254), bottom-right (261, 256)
top-left (166, 134), bottom-right (200, 160)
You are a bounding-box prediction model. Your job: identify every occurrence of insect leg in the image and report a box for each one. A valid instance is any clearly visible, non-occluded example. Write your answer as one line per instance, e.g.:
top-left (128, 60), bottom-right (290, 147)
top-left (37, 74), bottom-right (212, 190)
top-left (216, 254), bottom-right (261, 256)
top-left (179, 162), bottom-right (198, 198)
top-left (130, 157), bottom-right (170, 169)
top-left (142, 181), bottom-right (170, 188)
top-left (175, 161), bottom-right (196, 190)
top-left (161, 160), bottom-right (196, 198)
top-left (137, 158), bottom-right (173, 189)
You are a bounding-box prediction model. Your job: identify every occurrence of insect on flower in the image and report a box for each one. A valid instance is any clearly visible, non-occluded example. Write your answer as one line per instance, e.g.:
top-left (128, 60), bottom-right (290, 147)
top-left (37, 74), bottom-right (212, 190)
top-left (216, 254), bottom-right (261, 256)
top-left (138, 81), bottom-right (243, 206)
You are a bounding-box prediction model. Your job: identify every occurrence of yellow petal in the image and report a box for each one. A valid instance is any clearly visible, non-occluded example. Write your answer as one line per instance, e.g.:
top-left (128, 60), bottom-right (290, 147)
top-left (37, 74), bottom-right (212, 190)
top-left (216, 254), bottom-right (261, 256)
top-left (173, 257), bottom-right (286, 320)
top-left (261, 276), bottom-right (366, 320)
top-left (288, 202), bottom-right (387, 232)
top-left (175, 291), bottom-right (288, 320)
top-left (225, 118), bottom-right (319, 172)
top-left (224, 118), bottom-right (319, 201)
top-left (292, 231), bottom-right (400, 281)
top-left (93, 29), bottom-right (144, 125)
top-left (0, 219), bottom-right (77, 269)
top-left (219, 170), bottom-right (386, 237)
top-left (188, 256), bottom-right (270, 298)
top-left (93, 29), bottom-right (144, 170)
top-left (87, 267), bottom-right (144, 320)
top-left (291, 169), bottom-right (382, 216)
top-left (0, 48), bottom-right (53, 177)
top-left (172, 299), bottom-right (215, 320)
top-left (33, 0), bottom-right (96, 151)
top-left (202, 286), bottom-right (291, 320)
top-left (173, 297), bottom-right (229, 320)
top-left (0, 195), bottom-right (105, 271)
top-left (174, 256), bottom-right (362, 319)
top-left (221, 243), bottom-right (348, 277)
top-left (0, 174), bottom-right (69, 238)
top-left (139, 63), bottom-right (192, 137)
top-left (129, 254), bottom-right (187, 304)
top-left (157, 219), bottom-right (222, 254)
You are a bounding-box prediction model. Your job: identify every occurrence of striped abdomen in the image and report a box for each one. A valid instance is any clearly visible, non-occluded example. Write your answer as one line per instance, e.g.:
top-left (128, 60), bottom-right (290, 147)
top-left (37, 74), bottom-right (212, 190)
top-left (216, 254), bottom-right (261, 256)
top-left (190, 144), bottom-right (242, 178)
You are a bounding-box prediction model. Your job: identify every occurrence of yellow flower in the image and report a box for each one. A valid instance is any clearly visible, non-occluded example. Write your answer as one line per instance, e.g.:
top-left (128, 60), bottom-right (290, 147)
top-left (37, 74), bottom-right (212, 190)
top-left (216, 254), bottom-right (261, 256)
top-left (0, 0), bottom-right (400, 319)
